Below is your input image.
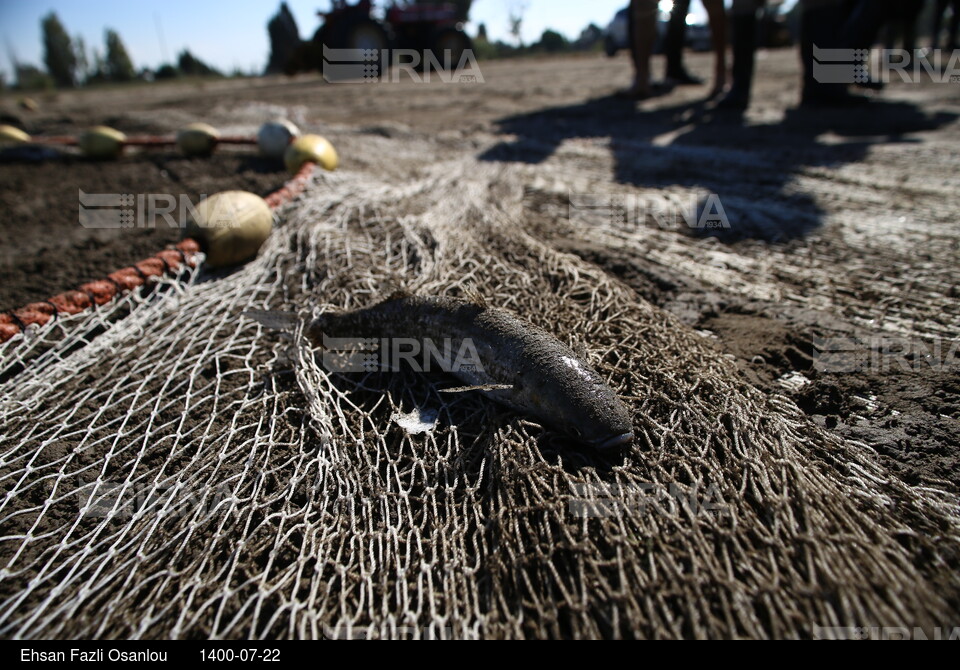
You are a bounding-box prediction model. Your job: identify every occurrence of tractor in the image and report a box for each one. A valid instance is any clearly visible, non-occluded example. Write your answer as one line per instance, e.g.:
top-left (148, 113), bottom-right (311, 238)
top-left (288, 1), bottom-right (473, 76)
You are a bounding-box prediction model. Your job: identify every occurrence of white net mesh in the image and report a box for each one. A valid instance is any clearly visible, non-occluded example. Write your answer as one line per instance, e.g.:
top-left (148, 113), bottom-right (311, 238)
top-left (2, 139), bottom-right (959, 639)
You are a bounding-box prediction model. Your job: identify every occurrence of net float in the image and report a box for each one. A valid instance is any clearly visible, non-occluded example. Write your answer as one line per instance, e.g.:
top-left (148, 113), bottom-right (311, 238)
top-left (257, 119), bottom-right (300, 159)
top-left (0, 124), bottom-right (31, 144)
top-left (183, 191), bottom-right (273, 268)
top-left (284, 134), bottom-right (338, 173)
top-left (78, 125), bottom-right (127, 159)
top-left (176, 122), bottom-right (220, 157)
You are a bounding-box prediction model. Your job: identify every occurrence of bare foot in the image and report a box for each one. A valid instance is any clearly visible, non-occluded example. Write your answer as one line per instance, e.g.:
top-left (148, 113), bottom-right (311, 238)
top-left (710, 74), bottom-right (727, 100)
top-left (618, 75), bottom-right (653, 99)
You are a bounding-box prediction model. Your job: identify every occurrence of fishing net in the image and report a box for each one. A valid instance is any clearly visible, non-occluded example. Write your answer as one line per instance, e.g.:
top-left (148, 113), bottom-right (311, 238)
top-left (2, 127), bottom-right (959, 639)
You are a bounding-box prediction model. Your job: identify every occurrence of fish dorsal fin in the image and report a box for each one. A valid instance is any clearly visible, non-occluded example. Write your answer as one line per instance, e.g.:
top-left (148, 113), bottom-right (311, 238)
top-left (243, 309), bottom-right (300, 331)
top-left (573, 340), bottom-right (589, 361)
top-left (439, 384), bottom-right (513, 393)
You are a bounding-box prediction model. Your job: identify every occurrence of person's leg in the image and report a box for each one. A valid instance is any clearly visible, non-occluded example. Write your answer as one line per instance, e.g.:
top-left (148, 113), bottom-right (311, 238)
top-left (880, 1), bottom-right (921, 54)
top-left (932, 0), bottom-right (949, 50)
top-left (664, 0), bottom-right (701, 83)
top-left (884, 22), bottom-right (899, 51)
top-left (624, 0), bottom-right (659, 97)
top-left (948, 0), bottom-right (960, 49)
top-left (801, 0), bottom-right (869, 106)
top-left (716, 0), bottom-right (762, 109)
top-left (702, 0), bottom-right (728, 97)
top-left (902, 7), bottom-right (919, 54)
top-left (840, 0), bottom-right (894, 50)
top-left (840, 0), bottom-right (901, 87)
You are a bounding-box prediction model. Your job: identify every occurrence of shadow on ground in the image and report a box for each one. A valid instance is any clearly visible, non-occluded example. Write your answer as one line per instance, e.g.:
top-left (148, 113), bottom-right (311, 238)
top-left (480, 95), bottom-right (957, 242)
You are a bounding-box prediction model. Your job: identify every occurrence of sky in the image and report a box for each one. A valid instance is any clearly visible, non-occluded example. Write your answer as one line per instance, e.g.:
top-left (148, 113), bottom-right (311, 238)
top-left (0, 0), bottom-right (716, 80)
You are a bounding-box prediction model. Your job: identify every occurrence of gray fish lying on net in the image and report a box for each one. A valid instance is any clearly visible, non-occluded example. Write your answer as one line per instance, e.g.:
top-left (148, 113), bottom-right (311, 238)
top-left (247, 293), bottom-right (634, 450)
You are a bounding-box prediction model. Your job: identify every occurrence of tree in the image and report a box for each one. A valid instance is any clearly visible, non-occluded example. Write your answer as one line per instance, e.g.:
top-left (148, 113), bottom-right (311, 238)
top-left (89, 49), bottom-right (106, 83)
top-left (41, 12), bottom-right (77, 87)
top-left (575, 23), bottom-right (603, 50)
top-left (507, 0), bottom-right (528, 47)
top-left (177, 50), bottom-right (222, 77)
top-left (155, 63), bottom-right (179, 80)
top-left (104, 29), bottom-right (136, 81)
top-left (472, 23), bottom-right (499, 60)
top-left (537, 29), bottom-right (568, 53)
top-left (265, 2), bottom-right (302, 75)
top-left (15, 64), bottom-right (54, 90)
top-left (73, 35), bottom-right (90, 84)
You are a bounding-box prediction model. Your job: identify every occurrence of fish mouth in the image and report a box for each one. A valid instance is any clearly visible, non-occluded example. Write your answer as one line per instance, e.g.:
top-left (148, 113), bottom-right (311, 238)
top-left (594, 432), bottom-right (634, 450)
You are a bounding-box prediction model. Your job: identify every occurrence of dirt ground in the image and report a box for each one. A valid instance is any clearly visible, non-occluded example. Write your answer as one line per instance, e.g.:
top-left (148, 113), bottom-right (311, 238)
top-left (1, 48), bottom-right (958, 491)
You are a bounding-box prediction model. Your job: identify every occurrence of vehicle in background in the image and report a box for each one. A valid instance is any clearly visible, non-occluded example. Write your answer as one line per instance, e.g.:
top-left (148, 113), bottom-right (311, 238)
top-left (603, 6), bottom-right (668, 56)
top-left (603, 7), bottom-right (630, 56)
top-left (287, 1), bottom-right (473, 75)
top-left (685, 19), bottom-right (711, 52)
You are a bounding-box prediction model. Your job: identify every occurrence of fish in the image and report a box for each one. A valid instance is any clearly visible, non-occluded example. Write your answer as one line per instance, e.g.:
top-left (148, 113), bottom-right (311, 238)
top-left (246, 294), bottom-right (634, 450)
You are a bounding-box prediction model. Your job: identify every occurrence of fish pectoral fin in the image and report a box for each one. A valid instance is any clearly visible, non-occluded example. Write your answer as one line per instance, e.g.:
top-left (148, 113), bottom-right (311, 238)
top-left (439, 384), bottom-right (513, 393)
top-left (462, 287), bottom-right (488, 307)
top-left (243, 310), bottom-right (300, 331)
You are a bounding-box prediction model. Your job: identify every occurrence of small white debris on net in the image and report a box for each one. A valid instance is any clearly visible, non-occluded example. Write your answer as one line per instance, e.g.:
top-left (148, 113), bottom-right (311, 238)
top-left (851, 394), bottom-right (880, 413)
top-left (777, 370), bottom-right (812, 393)
top-left (391, 407), bottom-right (439, 435)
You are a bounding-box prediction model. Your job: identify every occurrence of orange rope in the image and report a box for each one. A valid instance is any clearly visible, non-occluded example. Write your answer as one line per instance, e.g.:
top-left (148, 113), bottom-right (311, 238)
top-left (265, 160), bottom-right (315, 209)
top-left (0, 239), bottom-right (201, 343)
top-left (121, 136), bottom-right (258, 147)
top-left (33, 136), bottom-right (78, 146)
top-left (215, 136), bottom-right (260, 145)
top-left (1, 163), bottom-right (315, 344)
